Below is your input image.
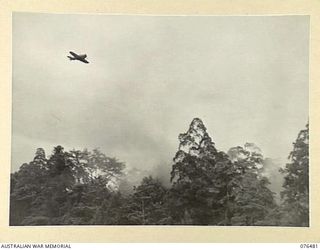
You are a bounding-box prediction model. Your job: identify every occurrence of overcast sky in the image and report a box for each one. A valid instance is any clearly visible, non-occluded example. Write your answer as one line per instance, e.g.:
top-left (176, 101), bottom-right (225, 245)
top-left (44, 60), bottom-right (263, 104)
top-left (12, 13), bottom-right (309, 177)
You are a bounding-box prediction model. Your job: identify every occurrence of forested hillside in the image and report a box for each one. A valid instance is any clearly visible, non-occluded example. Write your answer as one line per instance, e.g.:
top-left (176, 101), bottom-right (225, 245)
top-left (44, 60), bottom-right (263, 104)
top-left (10, 118), bottom-right (309, 226)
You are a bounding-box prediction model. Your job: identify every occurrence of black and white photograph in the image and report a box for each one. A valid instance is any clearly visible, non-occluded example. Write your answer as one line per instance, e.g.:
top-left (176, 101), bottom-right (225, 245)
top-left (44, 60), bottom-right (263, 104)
top-left (10, 13), bottom-right (309, 227)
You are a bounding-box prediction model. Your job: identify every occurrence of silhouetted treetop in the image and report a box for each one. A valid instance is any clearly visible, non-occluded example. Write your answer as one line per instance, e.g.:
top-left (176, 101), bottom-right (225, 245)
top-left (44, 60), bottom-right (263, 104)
top-left (173, 118), bottom-right (217, 166)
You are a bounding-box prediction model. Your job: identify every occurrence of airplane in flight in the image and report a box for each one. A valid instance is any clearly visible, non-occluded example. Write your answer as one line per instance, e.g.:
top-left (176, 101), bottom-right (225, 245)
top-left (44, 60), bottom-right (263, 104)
top-left (67, 51), bottom-right (89, 64)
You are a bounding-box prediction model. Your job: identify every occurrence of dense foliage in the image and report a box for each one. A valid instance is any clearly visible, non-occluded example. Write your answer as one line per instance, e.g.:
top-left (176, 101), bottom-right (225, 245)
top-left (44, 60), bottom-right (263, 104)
top-left (10, 119), bottom-right (309, 226)
top-left (280, 123), bottom-right (309, 226)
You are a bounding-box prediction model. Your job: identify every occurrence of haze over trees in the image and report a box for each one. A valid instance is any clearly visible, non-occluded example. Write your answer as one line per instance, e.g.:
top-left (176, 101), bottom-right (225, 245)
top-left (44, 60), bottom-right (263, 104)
top-left (10, 118), bottom-right (309, 226)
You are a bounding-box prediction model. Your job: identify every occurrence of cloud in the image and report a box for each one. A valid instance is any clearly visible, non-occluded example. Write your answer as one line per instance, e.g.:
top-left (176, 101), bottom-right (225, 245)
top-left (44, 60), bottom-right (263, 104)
top-left (12, 14), bottom-right (309, 179)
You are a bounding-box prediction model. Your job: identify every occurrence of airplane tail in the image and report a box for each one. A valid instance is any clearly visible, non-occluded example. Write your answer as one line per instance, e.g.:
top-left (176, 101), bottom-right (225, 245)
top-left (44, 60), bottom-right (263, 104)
top-left (68, 56), bottom-right (75, 60)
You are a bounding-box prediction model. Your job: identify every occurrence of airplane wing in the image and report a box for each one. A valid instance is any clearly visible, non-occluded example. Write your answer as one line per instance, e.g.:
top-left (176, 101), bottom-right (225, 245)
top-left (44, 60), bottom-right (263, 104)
top-left (79, 58), bottom-right (89, 64)
top-left (69, 51), bottom-right (78, 57)
top-left (79, 54), bottom-right (87, 59)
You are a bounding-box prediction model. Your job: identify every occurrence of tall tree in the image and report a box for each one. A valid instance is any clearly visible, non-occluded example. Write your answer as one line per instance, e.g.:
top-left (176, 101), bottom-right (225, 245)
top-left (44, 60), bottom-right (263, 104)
top-left (169, 118), bottom-right (236, 225)
top-left (122, 176), bottom-right (169, 225)
top-left (10, 148), bottom-right (50, 225)
top-left (280, 123), bottom-right (309, 226)
top-left (227, 143), bottom-right (276, 225)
